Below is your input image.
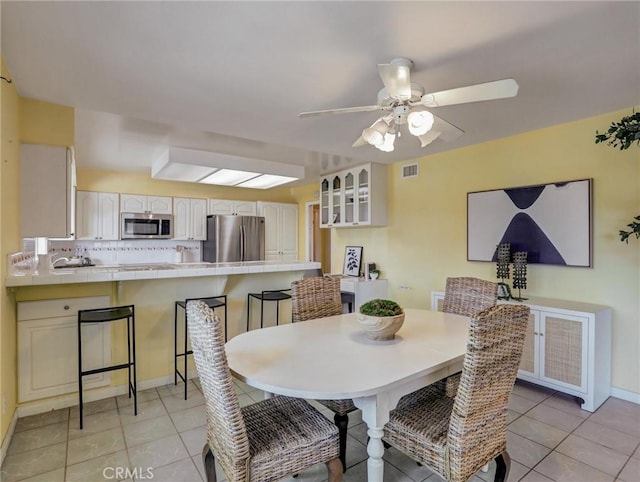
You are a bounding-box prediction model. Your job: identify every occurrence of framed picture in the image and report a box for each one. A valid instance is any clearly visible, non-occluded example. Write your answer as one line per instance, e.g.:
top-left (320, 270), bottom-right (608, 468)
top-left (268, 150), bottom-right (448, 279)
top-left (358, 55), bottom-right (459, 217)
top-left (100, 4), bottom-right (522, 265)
top-left (343, 246), bottom-right (363, 277)
top-left (467, 178), bottom-right (592, 267)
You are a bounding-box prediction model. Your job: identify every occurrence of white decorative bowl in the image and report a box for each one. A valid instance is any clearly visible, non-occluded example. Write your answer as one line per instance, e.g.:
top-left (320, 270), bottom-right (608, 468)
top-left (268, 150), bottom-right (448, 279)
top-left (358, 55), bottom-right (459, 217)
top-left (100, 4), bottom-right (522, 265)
top-left (357, 312), bottom-right (405, 341)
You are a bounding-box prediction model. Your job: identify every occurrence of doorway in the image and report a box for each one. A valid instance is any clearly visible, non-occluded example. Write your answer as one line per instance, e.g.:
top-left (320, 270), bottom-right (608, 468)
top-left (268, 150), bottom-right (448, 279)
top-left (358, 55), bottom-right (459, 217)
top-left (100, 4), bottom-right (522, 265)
top-left (306, 202), bottom-right (331, 273)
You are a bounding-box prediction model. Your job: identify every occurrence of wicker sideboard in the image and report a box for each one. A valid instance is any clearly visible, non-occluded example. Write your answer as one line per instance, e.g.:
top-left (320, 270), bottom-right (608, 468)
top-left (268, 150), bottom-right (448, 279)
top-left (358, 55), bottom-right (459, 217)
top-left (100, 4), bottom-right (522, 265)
top-left (431, 292), bottom-right (611, 412)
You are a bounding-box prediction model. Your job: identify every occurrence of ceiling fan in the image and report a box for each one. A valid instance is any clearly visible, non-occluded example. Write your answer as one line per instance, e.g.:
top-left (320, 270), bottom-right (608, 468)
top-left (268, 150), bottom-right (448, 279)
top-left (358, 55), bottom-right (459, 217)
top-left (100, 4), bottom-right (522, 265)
top-left (298, 58), bottom-right (519, 152)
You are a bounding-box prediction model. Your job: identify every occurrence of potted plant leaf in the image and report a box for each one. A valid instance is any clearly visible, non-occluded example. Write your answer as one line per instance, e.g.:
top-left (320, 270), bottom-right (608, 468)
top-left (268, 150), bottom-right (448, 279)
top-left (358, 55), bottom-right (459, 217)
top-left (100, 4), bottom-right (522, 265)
top-left (357, 299), bottom-right (404, 341)
top-left (595, 111), bottom-right (640, 242)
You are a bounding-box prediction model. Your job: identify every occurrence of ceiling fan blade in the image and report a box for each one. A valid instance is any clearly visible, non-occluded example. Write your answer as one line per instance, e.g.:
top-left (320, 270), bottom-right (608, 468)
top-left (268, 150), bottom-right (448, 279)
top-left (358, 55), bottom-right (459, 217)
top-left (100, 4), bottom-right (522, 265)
top-left (420, 78), bottom-right (519, 107)
top-left (417, 130), bottom-right (441, 148)
top-left (352, 135), bottom-right (367, 147)
top-left (298, 105), bottom-right (383, 118)
top-left (432, 115), bottom-right (464, 142)
top-left (378, 58), bottom-right (413, 100)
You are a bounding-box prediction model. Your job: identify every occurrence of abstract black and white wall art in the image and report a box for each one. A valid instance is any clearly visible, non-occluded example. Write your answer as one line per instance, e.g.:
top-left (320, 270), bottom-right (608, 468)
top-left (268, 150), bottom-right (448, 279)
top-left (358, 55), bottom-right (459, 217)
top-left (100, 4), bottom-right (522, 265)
top-left (467, 179), bottom-right (592, 267)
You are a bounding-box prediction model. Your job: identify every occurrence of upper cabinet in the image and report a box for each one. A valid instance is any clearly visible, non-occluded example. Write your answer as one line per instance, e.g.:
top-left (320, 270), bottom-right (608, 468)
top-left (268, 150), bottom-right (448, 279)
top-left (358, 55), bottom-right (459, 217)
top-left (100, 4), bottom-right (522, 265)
top-left (76, 191), bottom-right (120, 240)
top-left (20, 143), bottom-right (76, 238)
top-left (319, 163), bottom-right (387, 228)
top-left (173, 197), bottom-right (207, 240)
top-left (256, 202), bottom-right (298, 260)
top-left (120, 194), bottom-right (172, 214)
top-left (207, 199), bottom-right (257, 216)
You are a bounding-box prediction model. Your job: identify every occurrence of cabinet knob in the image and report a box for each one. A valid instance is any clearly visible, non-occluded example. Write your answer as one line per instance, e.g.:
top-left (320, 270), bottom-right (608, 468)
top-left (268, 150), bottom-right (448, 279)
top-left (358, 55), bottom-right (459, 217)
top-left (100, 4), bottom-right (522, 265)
top-left (64, 305), bottom-right (70, 310)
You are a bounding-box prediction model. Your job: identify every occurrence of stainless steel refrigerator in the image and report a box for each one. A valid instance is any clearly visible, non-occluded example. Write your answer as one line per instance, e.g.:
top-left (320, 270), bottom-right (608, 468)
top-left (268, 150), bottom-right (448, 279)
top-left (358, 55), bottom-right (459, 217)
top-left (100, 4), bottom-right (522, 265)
top-left (202, 215), bottom-right (265, 262)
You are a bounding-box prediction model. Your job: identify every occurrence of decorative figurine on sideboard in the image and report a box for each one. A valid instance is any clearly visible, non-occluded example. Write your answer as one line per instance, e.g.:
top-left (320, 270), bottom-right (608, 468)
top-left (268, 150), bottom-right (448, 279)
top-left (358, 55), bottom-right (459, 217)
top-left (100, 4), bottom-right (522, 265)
top-left (496, 242), bottom-right (512, 300)
top-left (512, 251), bottom-right (529, 301)
top-left (494, 243), bottom-right (528, 301)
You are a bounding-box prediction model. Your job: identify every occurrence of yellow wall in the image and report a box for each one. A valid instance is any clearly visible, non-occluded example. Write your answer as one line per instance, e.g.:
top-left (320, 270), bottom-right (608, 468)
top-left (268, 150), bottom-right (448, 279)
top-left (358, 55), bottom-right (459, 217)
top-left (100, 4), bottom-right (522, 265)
top-left (19, 98), bottom-right (74, 147)
top-left (0, 59), bottom-right (21, 443)
top-left (331, 108), bottom-right (640, 394)
top-left (78, 168), bottom-right (296, 203)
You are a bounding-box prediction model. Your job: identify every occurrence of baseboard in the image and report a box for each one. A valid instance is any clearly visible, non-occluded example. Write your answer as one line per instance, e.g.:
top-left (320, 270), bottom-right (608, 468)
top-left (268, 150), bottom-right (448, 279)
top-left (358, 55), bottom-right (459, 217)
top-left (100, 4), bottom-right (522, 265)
top-left (610, 386), bottom-right (640, 405)
top-left (16, 373), bottom-right (195, 418)
top-left (0, 409), bottom-right (18, 466)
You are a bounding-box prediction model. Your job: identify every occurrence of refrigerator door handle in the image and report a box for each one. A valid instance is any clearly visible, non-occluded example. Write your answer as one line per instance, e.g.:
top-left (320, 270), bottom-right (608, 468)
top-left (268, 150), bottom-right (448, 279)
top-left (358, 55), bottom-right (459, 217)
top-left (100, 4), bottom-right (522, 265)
top-left (239, 224), bottom-right (245, 261)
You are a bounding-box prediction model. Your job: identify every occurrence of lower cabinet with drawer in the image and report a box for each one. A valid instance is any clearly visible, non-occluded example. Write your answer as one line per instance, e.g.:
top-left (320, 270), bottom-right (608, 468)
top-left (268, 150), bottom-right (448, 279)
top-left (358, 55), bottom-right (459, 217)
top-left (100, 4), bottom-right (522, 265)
top-left (18, 296), bottom-right (112, 402)
top-left (341, 278), bottom-right (388, 311)
top-left (431, 291), bottom-right (611, 412)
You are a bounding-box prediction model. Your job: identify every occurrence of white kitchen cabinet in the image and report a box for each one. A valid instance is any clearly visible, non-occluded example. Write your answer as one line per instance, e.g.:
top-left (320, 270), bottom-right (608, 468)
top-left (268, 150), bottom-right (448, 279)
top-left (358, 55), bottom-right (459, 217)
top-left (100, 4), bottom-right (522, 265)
top-left (17, 296), bottom-right (111, 402)
top-left (20, 143), bottom-right (77, 238)
top-left (207, 199), bottom-right (257, 216)
top-left (319, 162), bottom-right (387, 228)
top-left (173, 197), bottom-right (207, 240)
top-left (257, 202), bottom-right (298, 260)
top-left (431, 291), bottom-right (611, 411)
top-left (120, 194), bottom-right (172, 214)
top-left (76, 191), bottom-right (120, 240)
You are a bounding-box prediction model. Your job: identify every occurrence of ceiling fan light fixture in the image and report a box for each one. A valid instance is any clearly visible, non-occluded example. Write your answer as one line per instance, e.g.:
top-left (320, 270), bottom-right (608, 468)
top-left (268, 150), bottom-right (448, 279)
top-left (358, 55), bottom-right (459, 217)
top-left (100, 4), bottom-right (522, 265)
top-left (407, 110), bottom-right (435, 136)
top-left (362, 118), bottom-right (389, 146)
top-left (377, 132), bottom-right (396, 152)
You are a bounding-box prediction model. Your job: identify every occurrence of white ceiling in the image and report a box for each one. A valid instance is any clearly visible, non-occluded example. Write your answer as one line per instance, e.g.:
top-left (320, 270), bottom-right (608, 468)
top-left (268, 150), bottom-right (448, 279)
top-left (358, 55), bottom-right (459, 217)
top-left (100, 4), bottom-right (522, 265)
top-left (2, 1), bottom-right (639, 186)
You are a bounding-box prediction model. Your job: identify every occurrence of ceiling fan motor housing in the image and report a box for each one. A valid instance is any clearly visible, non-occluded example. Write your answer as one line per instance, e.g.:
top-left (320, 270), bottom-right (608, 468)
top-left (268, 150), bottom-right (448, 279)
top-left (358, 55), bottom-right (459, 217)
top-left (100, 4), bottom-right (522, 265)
top-left (393, 105), bottom-right (410, 125)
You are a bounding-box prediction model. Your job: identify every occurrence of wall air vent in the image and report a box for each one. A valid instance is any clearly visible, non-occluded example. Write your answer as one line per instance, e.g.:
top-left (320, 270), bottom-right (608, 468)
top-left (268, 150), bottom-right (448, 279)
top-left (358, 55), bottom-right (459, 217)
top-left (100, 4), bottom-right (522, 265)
top-left (401, 163), bottom-right (419, 179)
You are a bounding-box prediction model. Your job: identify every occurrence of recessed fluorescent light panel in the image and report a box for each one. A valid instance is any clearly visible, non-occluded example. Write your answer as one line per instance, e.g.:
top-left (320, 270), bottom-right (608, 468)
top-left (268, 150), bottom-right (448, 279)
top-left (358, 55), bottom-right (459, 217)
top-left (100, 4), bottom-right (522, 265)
top-left (200, 169), bottom-right (260, 186)
top-left (237, 174), bottom-right (298, 189)
top-left (151, 147), bottom-right (304, 189)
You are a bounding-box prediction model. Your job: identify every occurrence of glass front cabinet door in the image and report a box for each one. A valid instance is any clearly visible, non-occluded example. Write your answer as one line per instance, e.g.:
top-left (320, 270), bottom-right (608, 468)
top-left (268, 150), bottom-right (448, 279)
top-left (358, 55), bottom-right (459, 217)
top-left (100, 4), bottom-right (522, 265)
top-left (319, 163), bottom-right (387, 228)
top-left (319, 174), bottom-right (344, 228)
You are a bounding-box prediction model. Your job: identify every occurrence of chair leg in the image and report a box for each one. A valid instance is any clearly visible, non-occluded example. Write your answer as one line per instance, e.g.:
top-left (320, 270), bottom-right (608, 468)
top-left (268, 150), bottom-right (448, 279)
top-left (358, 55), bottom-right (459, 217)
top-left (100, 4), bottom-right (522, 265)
top-left (260, 297), bottom-right (265, 328)
top-left (184, 309), bottom-right (189, 401)
top-left (77, 318), bottom-right (84, 430)
top-left (326, 457), bottom-right (344, 482)
top-left (174, 302), bottom-right (179, 385)
top-left (202, 444), bottom-right (217, 482)
top-left (334, 413), bottom-right (349, 472)
top-left (494, 450), bottom-right (511, 482)
top-left (223, 300), bottom-right (228, 342)
top-left (246, 294), bottom-right (251, 332)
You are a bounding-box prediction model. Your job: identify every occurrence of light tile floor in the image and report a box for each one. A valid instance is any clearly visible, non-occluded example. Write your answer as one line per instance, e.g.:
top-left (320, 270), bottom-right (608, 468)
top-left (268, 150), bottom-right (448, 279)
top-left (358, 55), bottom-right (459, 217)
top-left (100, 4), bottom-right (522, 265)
top-left (2, 379), bottom-right (639, 482)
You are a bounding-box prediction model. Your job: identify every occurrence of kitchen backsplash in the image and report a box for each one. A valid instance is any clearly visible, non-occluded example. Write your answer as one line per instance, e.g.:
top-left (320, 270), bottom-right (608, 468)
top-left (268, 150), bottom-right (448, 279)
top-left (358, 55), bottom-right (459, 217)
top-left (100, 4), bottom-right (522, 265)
top-left (47, 239), bottom-right (202, 265)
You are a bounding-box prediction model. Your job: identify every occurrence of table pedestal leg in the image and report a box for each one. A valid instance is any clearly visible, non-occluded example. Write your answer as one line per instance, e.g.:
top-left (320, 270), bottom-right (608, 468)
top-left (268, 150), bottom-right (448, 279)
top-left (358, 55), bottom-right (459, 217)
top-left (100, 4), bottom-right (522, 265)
top-left (366, 426), bottom-right (385, 482)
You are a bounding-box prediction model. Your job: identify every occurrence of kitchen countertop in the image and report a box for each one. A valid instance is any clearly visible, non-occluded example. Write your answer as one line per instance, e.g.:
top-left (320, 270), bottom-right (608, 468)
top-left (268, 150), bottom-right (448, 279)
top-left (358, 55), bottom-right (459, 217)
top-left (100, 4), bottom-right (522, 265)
top-left (6, 260), bottom-right (321, 287)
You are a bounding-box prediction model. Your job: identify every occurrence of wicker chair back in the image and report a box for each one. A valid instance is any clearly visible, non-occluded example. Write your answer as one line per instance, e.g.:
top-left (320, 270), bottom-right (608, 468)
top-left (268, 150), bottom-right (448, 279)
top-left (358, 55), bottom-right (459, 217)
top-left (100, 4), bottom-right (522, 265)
top-left (446, 304), bottom-right (530, 481)
top-left (291, 275), bottom-right (343, 323)
top-left (187, 300), bottom-right (250, 479)
top-left (442, 277), bottom-right (498, 317)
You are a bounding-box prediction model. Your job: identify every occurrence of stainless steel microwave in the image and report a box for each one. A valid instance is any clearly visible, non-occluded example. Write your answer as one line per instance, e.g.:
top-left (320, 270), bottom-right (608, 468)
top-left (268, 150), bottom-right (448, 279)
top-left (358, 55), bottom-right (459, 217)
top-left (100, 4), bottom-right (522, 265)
top-left (121, 212), bottom-right (173, 239)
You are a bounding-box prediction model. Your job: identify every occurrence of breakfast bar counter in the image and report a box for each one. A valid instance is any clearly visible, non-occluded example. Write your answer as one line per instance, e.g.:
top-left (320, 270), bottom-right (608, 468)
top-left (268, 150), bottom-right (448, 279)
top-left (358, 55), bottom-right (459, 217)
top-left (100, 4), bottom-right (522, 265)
top-left (6, 260), bottom-right (320, 287)
top-left (10, 260), bottom-right (321, 416)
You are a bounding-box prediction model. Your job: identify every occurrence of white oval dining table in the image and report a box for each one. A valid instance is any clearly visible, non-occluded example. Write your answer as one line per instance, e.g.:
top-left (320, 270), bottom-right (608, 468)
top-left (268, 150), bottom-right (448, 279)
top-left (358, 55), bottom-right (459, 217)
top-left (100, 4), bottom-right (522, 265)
top-left (225, 308), bottom-right (471, 482)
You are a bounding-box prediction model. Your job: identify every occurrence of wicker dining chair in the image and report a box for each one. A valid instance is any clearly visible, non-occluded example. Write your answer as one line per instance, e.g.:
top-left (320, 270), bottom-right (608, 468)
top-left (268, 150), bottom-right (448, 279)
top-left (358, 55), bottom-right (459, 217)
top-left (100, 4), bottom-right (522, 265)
top-left (291, 275), bottom-right (357, 472)
top-left (442, 277), bottom-right (499, 397)
top-left (186, 300), bottom-right (343, 482)
top-left (384, 304), bottom-right (530, 482)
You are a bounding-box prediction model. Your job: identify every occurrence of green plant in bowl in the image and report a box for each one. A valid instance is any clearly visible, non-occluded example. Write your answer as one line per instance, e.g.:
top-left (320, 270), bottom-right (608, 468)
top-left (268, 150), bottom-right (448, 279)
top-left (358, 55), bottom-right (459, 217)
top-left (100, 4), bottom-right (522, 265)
top-left (358, 299), bottom-right (405, 341)
top-left (359, 299), bottom-right (402, 317)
